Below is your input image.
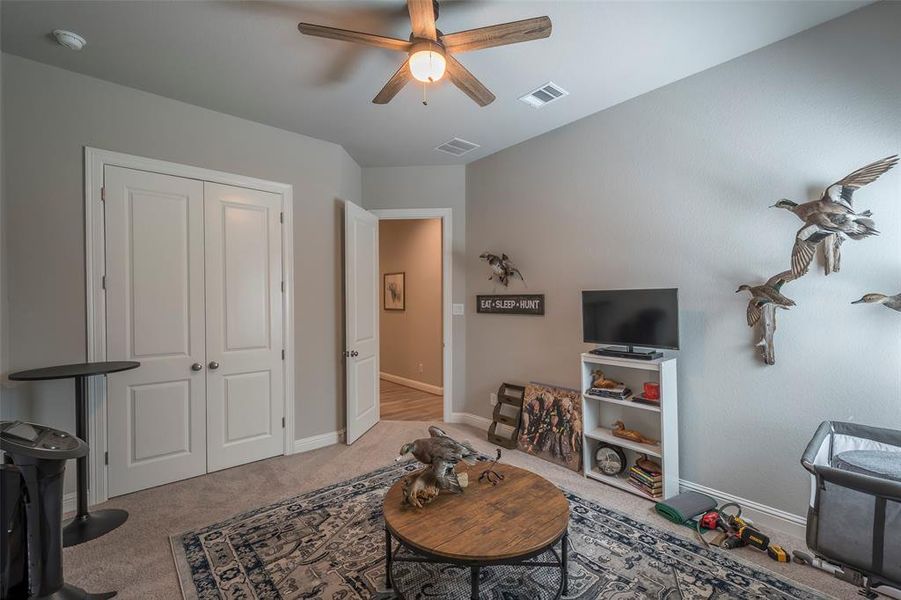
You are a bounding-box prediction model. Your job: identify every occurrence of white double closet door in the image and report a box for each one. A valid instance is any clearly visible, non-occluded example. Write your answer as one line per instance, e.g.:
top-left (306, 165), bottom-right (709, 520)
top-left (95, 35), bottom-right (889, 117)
top-left (104, 166), bottom-right (285, 497)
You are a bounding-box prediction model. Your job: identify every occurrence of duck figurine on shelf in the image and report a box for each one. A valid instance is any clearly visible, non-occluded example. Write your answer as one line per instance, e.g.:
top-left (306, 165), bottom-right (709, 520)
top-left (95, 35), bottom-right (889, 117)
top-left (396, 426), bottom-right (479, 508)
top-left (611, 421), bottom-right (659, 446)
top-left (591, 370), bottom-right (624, 390)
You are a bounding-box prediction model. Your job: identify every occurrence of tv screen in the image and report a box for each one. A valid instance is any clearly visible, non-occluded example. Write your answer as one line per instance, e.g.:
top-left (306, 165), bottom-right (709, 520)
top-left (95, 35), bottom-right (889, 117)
top-left (582, 288), bottom-right (679, 350)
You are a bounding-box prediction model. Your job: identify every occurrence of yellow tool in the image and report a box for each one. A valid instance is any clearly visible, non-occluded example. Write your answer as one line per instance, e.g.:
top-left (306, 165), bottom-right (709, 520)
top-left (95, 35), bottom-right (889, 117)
top-left (768, 545), bottom-right (790, 562)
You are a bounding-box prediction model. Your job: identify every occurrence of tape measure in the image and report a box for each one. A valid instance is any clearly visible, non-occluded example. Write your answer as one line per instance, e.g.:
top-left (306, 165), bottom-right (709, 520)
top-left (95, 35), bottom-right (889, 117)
top-left (768, 545), bottom-right (790, 562)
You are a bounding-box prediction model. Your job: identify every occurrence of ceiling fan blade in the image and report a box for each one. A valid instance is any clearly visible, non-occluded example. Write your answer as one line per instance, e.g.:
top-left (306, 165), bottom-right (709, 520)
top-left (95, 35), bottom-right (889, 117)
top-left (407, 0), bottom-right (437, 40)
top-left (441, 16), bottom-right (552, 53)
top-left (445, 55), bottom-right (495, 107)
top-left (298, 23), bottom-right (411, 52)
top-left (373, 60), bottom-right (412, 104)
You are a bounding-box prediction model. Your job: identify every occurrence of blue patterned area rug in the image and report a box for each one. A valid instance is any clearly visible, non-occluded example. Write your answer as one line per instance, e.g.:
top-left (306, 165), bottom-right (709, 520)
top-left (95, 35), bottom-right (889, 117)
top-left (171, 461), bottom-right (823, 599)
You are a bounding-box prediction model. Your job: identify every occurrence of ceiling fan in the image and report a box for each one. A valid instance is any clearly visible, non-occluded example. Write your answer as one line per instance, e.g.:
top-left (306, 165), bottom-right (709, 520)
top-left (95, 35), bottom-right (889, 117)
top-left (298, 0), bottom-right (552, 107)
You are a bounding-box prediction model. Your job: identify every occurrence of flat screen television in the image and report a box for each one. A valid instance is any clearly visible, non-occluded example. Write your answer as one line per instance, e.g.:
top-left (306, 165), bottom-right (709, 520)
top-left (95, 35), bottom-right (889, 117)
top-left (582, 288), bottom-right (679, 351)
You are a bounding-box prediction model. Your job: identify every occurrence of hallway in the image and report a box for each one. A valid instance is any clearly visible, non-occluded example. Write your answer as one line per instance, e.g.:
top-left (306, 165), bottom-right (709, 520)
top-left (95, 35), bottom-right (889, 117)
top-left (380, 379), bottom-right (443, 421)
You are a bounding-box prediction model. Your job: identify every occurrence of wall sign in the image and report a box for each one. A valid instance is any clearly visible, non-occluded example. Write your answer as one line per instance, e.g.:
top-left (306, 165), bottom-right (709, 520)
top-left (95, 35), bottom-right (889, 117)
top-left (477, 294), bottom-right (545, 315)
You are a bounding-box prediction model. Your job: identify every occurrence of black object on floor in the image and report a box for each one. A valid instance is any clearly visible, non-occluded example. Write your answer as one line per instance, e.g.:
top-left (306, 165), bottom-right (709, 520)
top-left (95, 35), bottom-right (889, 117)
top-left (0, 421), bottom-right (116, 599)
top-left (9, 361), bottom-right (140, 546)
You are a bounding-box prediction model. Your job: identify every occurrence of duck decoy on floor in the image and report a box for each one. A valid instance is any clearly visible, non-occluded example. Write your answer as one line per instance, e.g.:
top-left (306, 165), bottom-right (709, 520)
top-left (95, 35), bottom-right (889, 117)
top-left (736, 270), bottom-right (798, 365)
top-left (772, 155), bottom-right (898, 277)
top-left (396, 426), bottom-right (478, 500)
top-left (852, 292), bottom-right (901, 313)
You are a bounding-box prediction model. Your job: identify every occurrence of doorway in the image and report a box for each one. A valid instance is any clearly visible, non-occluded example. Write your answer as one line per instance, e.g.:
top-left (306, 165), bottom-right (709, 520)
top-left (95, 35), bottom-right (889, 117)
top-left (344, 207), bottom-right (453, 443)
top-left (378, 218), bottom-right (443, 421)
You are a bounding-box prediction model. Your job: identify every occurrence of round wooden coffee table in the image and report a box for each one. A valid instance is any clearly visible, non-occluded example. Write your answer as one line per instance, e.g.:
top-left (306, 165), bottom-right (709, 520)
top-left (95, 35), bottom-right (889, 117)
top-left (383, 462), bottom-right (570, 599)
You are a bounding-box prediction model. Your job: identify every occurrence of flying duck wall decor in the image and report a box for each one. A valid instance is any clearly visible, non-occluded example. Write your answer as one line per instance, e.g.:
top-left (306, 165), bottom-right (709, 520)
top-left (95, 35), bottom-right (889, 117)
top-left (479, 252), bottom-right (524, 287)
top-left (852, 292), bottom-right (901, 313)
top-left (736, 270), bottom-right (798, 365)
top-left (772, 155), bottom-right (898, 277)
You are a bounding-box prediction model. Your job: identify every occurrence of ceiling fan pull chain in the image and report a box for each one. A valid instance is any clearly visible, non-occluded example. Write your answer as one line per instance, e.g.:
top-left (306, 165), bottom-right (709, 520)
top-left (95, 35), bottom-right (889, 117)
top-left (422, 82), bottom-right (428, 106)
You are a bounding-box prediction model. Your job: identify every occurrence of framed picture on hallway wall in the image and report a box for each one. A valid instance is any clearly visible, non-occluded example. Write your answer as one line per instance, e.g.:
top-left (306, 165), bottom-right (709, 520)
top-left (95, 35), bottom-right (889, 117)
top-left (384, 272), bottom-right (405, 311)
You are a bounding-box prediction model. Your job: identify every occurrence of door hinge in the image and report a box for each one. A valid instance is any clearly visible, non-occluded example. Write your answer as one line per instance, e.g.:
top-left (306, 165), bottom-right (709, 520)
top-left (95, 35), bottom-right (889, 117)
top-left (104, 451), bottom-right (109, 465)
top-left (101, 187), bottom-right (106, 202)
top-left (281, 349), bottom-right (285, 360)
top-left (280, 212), bottom-right (284, 224)
top-left (101, 275), bottom-right (106, 290)
top-left (281, 417), bottom-right (285, 428)
top-left (281, 281), bottom-right (285, 293)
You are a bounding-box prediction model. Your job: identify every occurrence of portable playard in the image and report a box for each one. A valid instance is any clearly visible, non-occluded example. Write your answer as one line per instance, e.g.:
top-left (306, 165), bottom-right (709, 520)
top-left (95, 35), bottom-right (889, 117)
top-left (802, 421), bottom-right (901, 596)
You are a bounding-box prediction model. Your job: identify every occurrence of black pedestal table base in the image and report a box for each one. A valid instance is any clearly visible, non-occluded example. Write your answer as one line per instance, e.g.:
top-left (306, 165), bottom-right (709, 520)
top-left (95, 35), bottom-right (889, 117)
top-left (63, 509), bottom-right (130, 548)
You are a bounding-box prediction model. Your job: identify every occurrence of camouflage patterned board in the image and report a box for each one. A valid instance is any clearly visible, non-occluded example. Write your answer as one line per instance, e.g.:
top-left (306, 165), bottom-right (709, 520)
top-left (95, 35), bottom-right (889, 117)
top-left (518, 382), bottom-right (583, 472)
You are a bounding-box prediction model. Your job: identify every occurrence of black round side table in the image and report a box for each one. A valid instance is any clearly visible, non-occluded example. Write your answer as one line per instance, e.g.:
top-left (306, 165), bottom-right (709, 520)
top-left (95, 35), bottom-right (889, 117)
top-left (9, 361), bottom-right (140, 547)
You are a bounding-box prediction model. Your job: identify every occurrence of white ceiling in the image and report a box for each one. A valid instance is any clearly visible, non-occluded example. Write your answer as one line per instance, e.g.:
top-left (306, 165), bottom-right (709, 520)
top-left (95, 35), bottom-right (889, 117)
top-left (1, 0), bottom-right (868, 167)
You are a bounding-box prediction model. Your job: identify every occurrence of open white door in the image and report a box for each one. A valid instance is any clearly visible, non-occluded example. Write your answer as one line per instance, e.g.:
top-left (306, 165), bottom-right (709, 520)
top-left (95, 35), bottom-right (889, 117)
top-left (344, 202), bottom-right (380, 444)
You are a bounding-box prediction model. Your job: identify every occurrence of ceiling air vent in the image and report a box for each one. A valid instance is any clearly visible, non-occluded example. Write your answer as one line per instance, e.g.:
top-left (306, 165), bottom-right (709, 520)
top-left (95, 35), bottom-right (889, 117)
top-left (435, 137), bottom-right (480, 156)
top-left (519, 82), bottom-right (569, 108)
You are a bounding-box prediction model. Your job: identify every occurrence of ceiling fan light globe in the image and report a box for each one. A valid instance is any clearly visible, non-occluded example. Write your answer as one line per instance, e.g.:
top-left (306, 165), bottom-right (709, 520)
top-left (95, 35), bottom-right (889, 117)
top-left (409, 49), bottom-right (446, 83)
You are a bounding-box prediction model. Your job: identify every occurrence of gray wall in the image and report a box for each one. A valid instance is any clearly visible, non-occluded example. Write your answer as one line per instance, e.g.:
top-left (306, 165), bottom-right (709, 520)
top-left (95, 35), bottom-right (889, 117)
top-left (466, 2), bottom-right (901, 518)
top-left (362, 166), bottom-right (467, 414)
top-left (1, 55), bottom-right (361, 458)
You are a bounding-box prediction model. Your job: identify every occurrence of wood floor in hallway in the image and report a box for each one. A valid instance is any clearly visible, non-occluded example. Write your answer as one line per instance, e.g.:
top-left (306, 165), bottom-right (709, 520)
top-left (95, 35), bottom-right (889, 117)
top-left (380, 379), bottom-right (443, 421)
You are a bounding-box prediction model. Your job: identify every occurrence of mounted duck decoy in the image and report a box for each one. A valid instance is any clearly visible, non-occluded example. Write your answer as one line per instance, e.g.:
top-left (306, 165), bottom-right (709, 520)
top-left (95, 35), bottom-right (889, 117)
top-left (852, 292), bottom-right (901, 313)
top-left (772, 155), bottom-right (898, 277)
top-left (480, 252), bottom-right (524, 287)
top-left (396, 425), bottom-right (478, 503)
top-left (736, 270), bottom-right (798, 365)
top-left (736, 270), bottom-right (797, 327)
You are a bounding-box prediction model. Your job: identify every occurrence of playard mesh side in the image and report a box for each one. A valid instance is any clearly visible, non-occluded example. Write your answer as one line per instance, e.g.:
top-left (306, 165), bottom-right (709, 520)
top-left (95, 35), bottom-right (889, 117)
top-left (802, 421), bottom-right (901, 588)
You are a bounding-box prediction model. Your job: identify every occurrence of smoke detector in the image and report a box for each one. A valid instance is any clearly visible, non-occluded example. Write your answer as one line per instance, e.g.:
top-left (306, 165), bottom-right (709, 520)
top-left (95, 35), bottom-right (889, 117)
top-left (53, 30), bottom-right (87, 51)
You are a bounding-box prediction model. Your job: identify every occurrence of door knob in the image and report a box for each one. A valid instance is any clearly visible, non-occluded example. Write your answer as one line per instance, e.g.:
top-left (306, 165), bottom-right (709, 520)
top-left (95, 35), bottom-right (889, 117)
top-left (191, 363), bottom-right (203, 371)
top-left (350, 350), bottom-right (359, 357)
top-left (208, 361), bottom-right (220, 370)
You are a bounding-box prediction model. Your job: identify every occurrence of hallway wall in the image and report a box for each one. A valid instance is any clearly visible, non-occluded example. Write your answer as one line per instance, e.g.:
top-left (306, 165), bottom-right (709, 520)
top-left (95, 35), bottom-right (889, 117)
top-left (379, 219), bottom-right (443, 389)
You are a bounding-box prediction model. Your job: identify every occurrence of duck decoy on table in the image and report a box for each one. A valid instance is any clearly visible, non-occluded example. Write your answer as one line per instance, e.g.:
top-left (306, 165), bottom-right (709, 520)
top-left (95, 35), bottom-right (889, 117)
top-left (852, 292), bottom-right (901, 313)
top-left (772, 155), bottom-right (898, 277)
top-left (396, 425), bottom-right (478, 507)
top-left (736, 270), bottom-right (798, 365)
top-left (479, 252), bottom-right (524, 287)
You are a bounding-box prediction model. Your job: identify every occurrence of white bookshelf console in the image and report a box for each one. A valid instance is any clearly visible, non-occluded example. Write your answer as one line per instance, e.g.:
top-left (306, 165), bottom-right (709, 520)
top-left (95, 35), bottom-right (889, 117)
top-left (580, 353), bottom-right (679, 500)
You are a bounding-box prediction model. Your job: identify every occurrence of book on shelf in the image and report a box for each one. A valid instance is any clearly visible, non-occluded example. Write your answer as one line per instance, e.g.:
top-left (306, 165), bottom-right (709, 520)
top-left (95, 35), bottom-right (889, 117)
top-left (627, 479), bottom-right (662, 498)
top-left (632, 395), bottom-right (660, 407)
top-left (628, 466), bottom-right (662, 486)
top-left (628, 472), bottom-right (662, 488)
top-left (586, 387), bottom-right (633, 400)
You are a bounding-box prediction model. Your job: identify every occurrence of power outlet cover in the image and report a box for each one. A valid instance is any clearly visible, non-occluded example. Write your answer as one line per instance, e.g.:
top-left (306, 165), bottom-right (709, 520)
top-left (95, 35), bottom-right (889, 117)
top-left (490, 392), bottom-right (497, 406)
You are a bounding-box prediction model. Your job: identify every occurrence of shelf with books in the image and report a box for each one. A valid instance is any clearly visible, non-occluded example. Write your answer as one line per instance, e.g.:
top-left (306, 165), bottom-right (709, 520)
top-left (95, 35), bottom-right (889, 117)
top-left (580, 352), bottom-right (678, 501)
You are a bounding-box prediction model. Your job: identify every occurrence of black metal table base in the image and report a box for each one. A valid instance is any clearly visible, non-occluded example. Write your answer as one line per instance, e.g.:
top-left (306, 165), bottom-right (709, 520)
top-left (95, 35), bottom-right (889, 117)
top-left (66, 375), bottom-right (128, 547)
top-left (384, 527), bottom-right (569, 600)
top-left (63, 509), bottom-right (130, 548)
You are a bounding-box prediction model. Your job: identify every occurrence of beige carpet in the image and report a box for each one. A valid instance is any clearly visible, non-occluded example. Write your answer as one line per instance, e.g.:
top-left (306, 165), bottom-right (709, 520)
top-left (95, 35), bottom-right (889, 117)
top-left (63, 421), bottom-right (855, 599)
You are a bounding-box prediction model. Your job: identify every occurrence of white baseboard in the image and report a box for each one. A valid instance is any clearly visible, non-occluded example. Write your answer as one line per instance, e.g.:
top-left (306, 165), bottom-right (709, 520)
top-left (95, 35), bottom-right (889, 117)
top-left (294, 429), bottom-right (346, 454)
top-left (447, 412), bottom-right (492, 431)
top-left (380, 372), bottom-right (443, 396)
top-left (679, 479), bottom-right (807, 540)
